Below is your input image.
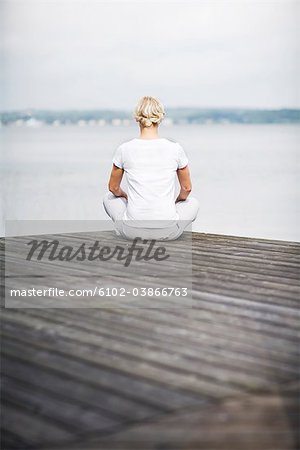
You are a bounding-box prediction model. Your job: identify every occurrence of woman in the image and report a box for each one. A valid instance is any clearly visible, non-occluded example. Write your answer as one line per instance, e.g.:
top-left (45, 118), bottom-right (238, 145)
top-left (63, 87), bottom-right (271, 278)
top-left (103, 96), bottom-right (199, 240)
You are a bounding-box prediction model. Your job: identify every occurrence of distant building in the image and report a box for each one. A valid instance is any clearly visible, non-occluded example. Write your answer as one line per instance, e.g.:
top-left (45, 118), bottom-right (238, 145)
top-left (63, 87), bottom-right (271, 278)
top-left (26, 118), bottom-right (43, 127)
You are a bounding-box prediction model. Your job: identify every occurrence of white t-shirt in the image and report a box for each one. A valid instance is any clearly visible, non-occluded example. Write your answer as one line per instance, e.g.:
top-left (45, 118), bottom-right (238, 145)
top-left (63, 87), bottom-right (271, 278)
top-left (112, 138), bottom-right (188, 226)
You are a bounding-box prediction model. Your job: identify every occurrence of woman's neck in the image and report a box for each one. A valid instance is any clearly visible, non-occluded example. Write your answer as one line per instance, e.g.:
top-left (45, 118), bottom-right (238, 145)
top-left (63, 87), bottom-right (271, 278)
top-left (139, 124), bottom-right (159, 140)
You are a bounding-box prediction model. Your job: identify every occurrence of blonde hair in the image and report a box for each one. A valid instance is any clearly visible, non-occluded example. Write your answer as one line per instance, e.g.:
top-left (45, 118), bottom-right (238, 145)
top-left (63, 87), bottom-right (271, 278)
top-left (134, 96), bottom-right (165, 127)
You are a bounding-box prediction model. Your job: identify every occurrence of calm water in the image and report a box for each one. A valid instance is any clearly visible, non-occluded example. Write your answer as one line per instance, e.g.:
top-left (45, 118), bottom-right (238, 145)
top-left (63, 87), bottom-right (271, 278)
top-left (1, 123), bottom-right (300, 241)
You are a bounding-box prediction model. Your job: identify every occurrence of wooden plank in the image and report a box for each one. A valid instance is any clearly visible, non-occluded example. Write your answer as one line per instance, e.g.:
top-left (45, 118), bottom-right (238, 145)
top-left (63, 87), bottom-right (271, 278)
top-left (1, 328), bottom-right (245, 398)
top-left (1, 403), bottom-right (73, 447)
top-left (1, 311), bottom-right (288, 391)
top-left (56, 390), bottom-right (299, 450)
top-left (2, 358), bottom-right (162, 421)
top-left (6, 308), bottom-right (299, 378)
top-left (2, 338), bottom-right (206, 409)
top-left (2, 376), bottom-right (119, 433)
top-left (192, 231), bottom-right (300, 248)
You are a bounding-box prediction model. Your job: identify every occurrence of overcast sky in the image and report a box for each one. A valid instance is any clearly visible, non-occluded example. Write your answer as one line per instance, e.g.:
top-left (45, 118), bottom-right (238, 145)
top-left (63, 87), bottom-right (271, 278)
top-left (1, 0), bottom-right (299, 110)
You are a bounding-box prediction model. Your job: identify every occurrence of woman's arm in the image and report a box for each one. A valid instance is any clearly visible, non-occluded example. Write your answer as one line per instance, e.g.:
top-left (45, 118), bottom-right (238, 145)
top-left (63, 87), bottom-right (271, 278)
top-left (108, 164), bottom-right (128, 200)
top-left (176, 166), bottom-right (192, 203)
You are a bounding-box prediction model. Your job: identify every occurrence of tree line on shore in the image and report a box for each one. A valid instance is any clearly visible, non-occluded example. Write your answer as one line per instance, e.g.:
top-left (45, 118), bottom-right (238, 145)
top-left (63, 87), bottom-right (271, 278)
top-left (1, 107), bottom-right (299, 125)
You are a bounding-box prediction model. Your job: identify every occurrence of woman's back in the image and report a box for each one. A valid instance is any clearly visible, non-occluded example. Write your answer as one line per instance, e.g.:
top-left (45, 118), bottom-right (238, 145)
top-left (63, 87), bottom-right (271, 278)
top-left (112, 138), bottom-right (188, 222)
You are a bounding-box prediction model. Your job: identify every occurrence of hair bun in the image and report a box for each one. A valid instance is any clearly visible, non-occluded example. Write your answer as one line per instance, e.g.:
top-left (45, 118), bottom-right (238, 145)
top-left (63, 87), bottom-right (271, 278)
top-left (140, 117), bottom-right (153, 127)
top-left (134, 96), bottom-right (165, 128)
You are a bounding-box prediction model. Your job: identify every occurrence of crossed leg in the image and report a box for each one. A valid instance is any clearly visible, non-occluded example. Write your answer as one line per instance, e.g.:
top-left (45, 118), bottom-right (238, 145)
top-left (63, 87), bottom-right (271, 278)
top-left (103, 192), bottom-right (199, 239)
top-left (103, 192), bottom-right (127, 221)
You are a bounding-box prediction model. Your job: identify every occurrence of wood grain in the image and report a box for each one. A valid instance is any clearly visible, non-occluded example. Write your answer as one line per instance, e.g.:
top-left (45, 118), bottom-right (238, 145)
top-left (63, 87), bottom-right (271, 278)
top-left (1, 231), bottom-right (299, 449)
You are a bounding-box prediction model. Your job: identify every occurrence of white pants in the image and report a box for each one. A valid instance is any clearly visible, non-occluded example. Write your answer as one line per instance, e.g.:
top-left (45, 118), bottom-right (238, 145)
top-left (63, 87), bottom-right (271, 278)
top-left (103, 192), bottom-right (199, 240)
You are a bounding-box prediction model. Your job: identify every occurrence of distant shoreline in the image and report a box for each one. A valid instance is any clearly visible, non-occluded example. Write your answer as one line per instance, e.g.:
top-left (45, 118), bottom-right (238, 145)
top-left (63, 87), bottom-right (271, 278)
top-left (1, 108), bottom-right (300, 126)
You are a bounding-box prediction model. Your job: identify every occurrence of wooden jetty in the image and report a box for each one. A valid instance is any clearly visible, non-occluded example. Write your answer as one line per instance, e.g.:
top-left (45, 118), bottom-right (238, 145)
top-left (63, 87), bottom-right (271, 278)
top-left (1, 231), bottom-right (300, 449)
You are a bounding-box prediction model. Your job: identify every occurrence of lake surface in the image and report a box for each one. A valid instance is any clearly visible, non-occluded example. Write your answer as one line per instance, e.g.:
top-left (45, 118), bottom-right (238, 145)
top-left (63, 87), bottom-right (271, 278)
top-left (1, 123), bottom-right (299, 241)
